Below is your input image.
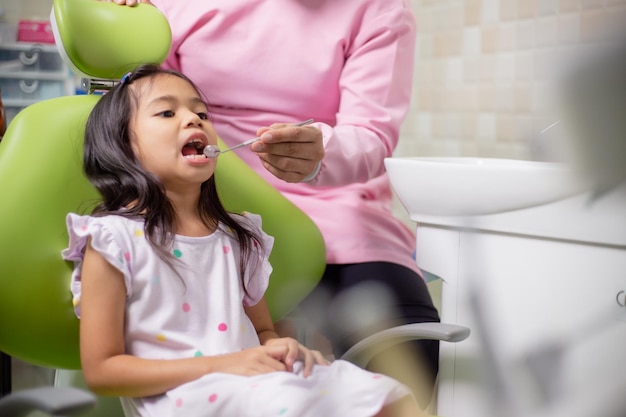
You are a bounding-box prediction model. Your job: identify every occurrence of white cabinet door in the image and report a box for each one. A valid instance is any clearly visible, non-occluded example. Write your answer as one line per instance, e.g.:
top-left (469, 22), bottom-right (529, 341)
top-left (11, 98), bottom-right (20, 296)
top-left (419, 225), bottom-right (626, 417)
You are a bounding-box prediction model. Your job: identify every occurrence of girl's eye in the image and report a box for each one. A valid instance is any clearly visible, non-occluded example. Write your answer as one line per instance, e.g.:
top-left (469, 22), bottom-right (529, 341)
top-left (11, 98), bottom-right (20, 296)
top-left (197, 112), bottom-right (209, 120)
top-left (158, 110), bottom-right (175, 117)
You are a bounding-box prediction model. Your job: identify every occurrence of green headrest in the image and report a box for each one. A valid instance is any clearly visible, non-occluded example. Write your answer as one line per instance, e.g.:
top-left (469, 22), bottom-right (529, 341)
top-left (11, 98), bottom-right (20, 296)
top-left (51, 0), bottom-right (171, 79)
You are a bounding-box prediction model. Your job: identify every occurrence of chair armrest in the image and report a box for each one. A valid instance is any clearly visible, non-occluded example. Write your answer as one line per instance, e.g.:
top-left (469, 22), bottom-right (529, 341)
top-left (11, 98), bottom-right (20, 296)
top-left (340, 322), bottom-right (470, 366)
top-left (0, 386), bottom-right (96, 417)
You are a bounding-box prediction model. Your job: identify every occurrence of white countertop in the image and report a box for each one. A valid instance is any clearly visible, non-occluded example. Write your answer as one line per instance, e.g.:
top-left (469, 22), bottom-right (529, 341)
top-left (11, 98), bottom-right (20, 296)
top-left (410, 182), bottom-right (626, 247)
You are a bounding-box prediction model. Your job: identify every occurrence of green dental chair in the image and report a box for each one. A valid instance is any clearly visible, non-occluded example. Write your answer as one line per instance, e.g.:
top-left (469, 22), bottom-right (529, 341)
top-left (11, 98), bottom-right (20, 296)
top-left (0, 1), bottom-right (468, 415)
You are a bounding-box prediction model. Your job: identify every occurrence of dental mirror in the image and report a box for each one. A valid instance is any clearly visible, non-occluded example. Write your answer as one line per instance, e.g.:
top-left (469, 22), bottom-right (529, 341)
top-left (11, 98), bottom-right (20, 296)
top-left (204, 119), bottom-right (314, 158)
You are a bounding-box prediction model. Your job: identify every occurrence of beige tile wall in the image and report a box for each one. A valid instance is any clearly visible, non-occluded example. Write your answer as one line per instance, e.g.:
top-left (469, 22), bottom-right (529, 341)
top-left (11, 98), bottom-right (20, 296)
top-left (400, 0), bottom-right (626, 162)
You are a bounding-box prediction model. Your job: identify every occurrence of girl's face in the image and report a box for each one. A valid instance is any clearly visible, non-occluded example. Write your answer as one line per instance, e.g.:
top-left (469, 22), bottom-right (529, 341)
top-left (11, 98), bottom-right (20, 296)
top-left (129, 74), bottom-right (218, 191)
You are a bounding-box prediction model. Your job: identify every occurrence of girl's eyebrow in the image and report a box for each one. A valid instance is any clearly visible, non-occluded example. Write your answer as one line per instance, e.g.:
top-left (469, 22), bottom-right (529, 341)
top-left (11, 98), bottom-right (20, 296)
top-left (147, 95), bottom-right (205, 107)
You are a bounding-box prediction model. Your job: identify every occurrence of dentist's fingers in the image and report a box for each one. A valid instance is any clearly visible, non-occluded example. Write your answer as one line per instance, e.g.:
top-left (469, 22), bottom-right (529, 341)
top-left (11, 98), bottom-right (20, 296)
top-left (101, 0), bottom-right (153, 6)
top-left (251, 123), bottom-right (323, 183)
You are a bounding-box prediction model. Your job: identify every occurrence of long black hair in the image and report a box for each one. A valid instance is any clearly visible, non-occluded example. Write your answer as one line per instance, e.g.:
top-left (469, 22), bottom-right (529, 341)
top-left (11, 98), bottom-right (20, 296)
top-left (83, 63), bottom-right (263, 283)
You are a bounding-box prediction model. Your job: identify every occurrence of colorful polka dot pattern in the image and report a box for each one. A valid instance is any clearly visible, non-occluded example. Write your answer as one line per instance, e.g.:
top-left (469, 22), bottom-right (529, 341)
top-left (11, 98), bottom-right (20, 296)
top-left (125, 225), bottom-right (243, 361)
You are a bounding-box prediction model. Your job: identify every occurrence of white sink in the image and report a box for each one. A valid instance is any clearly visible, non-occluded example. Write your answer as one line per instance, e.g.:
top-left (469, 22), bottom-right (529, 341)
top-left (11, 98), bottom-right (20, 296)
top-left (385, 157), bottom-right (590, 217)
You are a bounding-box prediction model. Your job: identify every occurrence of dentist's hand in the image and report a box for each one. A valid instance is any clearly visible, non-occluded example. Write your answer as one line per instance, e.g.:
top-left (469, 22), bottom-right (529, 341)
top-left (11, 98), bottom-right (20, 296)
top-left (98, 0), bottom-right (153, 6)
top-left (251, 122), bottom-right (324, 183)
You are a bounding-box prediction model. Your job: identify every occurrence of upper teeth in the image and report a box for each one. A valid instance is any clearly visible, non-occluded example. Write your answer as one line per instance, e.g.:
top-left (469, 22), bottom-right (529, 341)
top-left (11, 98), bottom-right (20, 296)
top-left (188, 139), bottom-right (203, 148)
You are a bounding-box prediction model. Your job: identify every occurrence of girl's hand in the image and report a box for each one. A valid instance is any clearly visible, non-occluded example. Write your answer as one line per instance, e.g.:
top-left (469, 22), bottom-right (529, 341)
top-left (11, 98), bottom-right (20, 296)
top-left (264, 337), bottom-right (330, 377)
top-left (251, 123), bottom-right (324, 183)
top-left (207, 345), bottom-right (290, 376)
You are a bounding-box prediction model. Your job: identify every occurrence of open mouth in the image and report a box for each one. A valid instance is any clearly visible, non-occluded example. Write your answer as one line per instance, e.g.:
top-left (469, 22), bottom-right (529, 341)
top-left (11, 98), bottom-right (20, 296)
top-left (181, 139), bottom-right (208, 159)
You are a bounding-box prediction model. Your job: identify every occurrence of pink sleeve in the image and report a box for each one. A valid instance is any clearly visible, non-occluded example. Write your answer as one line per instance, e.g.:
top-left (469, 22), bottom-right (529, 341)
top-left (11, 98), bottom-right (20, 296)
top-left (309, 5), bottom-right (416, 187)
top-left (150, 0), bottom-right (181, 72)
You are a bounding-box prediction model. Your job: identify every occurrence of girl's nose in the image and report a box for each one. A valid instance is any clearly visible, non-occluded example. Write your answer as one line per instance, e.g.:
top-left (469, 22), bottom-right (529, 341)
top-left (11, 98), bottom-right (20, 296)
top-left (184, 110), bottom-right (202, 127)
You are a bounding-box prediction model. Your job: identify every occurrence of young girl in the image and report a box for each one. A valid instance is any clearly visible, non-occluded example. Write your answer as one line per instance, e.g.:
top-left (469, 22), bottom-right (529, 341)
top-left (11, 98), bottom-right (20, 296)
top-left (62, 64), bottom-right (423, 417)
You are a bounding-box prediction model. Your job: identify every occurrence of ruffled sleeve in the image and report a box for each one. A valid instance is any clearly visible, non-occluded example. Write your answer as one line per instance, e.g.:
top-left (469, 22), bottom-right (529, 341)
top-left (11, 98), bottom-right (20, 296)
top-left (237, 212), bottom-right (274, 307)
top-left (62, 213), bottom-right (132, 317)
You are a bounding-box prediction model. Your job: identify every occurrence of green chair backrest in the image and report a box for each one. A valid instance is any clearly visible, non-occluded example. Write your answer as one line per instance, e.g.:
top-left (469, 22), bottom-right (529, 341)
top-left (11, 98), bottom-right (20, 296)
top-left (51, 0), bottom-right (172, 79)
top-left (0, 0), bottom-right (325, 371)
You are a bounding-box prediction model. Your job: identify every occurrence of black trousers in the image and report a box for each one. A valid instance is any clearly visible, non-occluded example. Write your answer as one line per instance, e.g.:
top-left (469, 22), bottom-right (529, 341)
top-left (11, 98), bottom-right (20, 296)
top-left (297, 262), bottom-right (441, 407)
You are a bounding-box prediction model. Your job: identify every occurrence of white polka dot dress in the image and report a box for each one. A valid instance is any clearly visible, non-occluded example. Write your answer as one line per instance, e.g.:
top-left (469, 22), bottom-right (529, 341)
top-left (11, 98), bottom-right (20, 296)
top-left (63, 213), bottom-right (412, 417)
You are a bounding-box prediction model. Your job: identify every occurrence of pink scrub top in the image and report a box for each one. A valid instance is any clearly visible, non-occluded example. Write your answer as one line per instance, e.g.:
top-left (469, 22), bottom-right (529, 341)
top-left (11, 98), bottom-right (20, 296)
top-left (151, 0), bottom-right (420, 275)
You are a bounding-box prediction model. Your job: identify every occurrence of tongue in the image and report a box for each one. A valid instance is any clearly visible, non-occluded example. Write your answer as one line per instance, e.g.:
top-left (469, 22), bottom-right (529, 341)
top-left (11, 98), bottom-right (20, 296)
top-left (182, 143), bottom-right (198, 156)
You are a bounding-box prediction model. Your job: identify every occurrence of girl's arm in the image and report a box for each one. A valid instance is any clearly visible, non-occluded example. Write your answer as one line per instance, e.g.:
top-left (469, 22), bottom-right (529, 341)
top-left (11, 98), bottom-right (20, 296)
top-left (243, 297), bottom-right (281, 344)
top-left (79, 241), bottom-right (288, 398)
